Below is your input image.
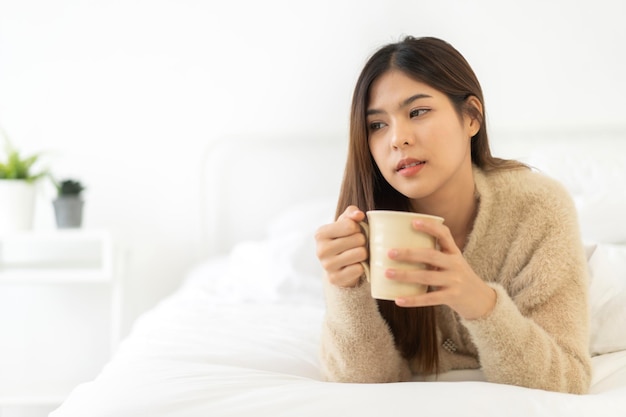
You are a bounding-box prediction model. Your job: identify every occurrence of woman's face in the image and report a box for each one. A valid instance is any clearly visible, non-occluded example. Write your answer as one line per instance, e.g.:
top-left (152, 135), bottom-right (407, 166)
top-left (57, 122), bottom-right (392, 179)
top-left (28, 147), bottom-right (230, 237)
top-left (366, 69), bottom-right (479, 208)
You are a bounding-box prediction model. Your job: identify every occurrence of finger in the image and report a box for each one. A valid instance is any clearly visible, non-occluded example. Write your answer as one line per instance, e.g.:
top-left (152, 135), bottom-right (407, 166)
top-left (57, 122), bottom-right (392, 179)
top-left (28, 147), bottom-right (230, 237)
top-left (395, 289), bottom-right (448, 308)
top-left (388, 247), bottom-right (447, 269)
top-left (315, 206), bottom-right (365, 241)
top-left (321, 232), bottom-right (367, 258)
top-left (320, 243), bottom-right (368, 272)
top-left (338, 205), bottom-right (365, 221)
top-left (412, 219), bottom-right (460, 254)
top-left (315, 217), bottom-right (362, 241)
top-left (385, 268), bottom-right (443, 287)
top-left (326, 263), bottom-right (366, 288)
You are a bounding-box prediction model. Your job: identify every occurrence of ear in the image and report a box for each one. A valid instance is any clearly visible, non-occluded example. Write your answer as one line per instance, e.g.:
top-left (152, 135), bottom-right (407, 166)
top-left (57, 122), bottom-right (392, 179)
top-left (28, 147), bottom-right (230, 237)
top-left (464, 95), bottom-right (483, 137)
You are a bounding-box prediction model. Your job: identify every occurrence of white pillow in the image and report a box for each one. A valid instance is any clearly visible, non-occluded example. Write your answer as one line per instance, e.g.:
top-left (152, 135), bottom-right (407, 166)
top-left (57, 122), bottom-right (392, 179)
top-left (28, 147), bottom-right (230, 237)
top-left (213, 199), bottom-right (335, 304)
top-left (526, 147), bottom-right (626, 243)
top-left (587, 243), bottom-right (626, 355)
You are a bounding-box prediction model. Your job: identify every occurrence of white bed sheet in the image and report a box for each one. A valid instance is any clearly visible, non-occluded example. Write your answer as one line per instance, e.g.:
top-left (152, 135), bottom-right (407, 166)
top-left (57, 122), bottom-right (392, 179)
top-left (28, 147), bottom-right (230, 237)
top-left (51, 256), bottom-right (626, 417)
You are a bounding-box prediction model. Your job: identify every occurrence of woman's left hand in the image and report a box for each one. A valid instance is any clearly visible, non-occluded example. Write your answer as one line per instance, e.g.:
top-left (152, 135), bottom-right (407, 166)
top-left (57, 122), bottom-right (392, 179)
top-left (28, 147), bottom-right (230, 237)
top-left (386, 219), bottom-right (496, 320)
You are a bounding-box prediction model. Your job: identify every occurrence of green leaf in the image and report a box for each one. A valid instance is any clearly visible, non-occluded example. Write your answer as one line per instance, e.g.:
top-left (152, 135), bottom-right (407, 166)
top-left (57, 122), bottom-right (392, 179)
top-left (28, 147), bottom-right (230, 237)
top-left (0, 127), bottom-right (48, 181)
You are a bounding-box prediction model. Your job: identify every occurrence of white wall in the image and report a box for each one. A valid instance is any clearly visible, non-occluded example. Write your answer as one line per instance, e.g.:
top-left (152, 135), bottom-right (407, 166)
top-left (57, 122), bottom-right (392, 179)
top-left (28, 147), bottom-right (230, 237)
top-left (1, 0), bottom-right (625, 335)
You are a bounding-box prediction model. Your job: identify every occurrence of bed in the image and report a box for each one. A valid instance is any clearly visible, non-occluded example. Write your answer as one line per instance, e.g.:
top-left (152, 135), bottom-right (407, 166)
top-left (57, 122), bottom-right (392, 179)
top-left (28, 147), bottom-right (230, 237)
top-left (51, 130), bottom-right (626, 416)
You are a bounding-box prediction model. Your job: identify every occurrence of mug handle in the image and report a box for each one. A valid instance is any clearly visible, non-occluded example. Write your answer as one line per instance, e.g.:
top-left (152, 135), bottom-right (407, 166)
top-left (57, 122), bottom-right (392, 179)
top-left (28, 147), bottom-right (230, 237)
top-left (358, 221), bottom-right (370, 283)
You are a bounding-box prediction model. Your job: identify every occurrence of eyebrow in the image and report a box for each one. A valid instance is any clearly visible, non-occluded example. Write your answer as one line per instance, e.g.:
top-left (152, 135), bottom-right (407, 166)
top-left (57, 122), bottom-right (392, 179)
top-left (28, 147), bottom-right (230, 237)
top-left (366, 93), bottom-right (432, 116)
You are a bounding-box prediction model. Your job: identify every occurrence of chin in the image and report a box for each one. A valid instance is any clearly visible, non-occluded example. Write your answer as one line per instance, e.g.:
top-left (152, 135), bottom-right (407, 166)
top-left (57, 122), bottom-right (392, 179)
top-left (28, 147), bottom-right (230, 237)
top-left (397, 188), bottom-right (430, 201)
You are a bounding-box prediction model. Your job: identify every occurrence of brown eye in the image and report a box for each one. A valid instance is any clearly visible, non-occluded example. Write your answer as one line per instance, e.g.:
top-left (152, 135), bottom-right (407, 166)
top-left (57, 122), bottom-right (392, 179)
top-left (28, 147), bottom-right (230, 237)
top-left (369, 122), bottom-right (385, 131)
top-left (410, 108), bottom-right (429, 118)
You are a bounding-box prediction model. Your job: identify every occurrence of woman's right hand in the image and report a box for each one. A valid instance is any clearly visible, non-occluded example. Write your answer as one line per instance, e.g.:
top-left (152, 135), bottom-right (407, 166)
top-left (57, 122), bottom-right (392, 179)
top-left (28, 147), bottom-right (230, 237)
top-left (314, 205), bottom-right (368, 288)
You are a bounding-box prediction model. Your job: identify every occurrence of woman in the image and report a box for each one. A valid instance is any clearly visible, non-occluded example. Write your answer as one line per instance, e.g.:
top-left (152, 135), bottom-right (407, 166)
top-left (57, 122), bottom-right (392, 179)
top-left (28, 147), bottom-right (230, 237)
top-left (314, 36), bottom-right (591, 394)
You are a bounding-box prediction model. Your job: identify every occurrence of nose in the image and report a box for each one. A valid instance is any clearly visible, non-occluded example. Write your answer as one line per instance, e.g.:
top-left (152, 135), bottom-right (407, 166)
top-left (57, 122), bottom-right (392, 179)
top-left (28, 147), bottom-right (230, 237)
top-left (390, 119), bottom-right (414, 149)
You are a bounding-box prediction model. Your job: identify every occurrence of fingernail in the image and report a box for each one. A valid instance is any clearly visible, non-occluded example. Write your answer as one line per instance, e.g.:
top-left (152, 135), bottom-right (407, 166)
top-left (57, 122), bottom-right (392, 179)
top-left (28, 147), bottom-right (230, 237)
top-left (388, 249), bottom-right (398, 258)
top-left (413, 220), bottom-right (424, 227)
top-left (395, 298), bottom-right (407, 306)
top-left (385, 269), bottom-right (396, 278)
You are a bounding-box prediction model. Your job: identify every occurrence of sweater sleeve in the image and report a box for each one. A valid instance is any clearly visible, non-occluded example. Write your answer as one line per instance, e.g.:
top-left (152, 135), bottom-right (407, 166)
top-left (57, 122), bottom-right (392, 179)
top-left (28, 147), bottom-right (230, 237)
top-left (461, 186), bottom-right (592, 394)
top-left (320, 278), bottom-right (412, 383)
top-left (462, 283), bottom-right (591, 393)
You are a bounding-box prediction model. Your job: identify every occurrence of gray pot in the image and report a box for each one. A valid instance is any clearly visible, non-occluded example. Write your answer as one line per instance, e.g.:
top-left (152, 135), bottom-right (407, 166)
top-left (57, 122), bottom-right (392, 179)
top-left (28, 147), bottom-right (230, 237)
top-left (53, 196), bottom-right (84, 228)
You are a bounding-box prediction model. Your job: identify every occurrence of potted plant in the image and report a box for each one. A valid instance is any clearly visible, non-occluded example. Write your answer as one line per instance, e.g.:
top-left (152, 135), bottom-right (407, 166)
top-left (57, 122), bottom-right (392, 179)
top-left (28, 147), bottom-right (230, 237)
top-left (52, 178), bottom-right (85, 228)
top-left (0, 128), bottom-right (48, 234)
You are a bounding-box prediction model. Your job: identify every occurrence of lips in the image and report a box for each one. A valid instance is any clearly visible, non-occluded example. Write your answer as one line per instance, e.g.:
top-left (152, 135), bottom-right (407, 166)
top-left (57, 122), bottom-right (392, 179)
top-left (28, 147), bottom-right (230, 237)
top-left (396, 158), bottom-right (425, 172)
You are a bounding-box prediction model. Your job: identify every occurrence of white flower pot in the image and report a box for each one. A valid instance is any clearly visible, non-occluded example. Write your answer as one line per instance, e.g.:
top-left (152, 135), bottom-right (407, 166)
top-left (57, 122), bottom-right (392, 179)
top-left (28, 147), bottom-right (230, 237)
top-left (0, 180), bottom-right (36, 234)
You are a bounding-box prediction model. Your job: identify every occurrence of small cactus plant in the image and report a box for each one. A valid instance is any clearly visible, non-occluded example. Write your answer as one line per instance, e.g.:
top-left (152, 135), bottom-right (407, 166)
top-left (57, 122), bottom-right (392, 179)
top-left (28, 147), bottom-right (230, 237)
top-left (55, 179), bottom-right (85, 197)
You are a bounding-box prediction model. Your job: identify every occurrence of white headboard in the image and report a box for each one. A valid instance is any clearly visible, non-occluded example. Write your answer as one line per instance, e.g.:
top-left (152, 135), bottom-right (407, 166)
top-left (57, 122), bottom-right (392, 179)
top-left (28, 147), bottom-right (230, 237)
top-left (490, 128), bottom-right (626, 244)
top-left (201, 135), bottom-right (348, 256)
top-left (201, 128), bottom-right (626, 256)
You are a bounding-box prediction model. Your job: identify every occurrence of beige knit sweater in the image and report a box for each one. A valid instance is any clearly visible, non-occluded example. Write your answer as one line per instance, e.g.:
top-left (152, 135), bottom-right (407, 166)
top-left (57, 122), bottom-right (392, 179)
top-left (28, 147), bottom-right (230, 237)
top-left (320, 166), bottom-right (592, 394)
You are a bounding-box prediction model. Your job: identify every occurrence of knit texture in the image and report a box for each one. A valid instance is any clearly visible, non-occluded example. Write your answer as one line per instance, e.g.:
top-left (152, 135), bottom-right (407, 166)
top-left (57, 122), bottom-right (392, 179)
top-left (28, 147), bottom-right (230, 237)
top-left (320, 166), bottom-right (592, 394)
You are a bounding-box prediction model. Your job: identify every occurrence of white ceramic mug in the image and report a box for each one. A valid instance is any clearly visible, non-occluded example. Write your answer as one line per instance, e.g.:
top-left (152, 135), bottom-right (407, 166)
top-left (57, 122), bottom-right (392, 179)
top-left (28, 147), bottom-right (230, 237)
top-left (359, 210), bottom-right (444, 300)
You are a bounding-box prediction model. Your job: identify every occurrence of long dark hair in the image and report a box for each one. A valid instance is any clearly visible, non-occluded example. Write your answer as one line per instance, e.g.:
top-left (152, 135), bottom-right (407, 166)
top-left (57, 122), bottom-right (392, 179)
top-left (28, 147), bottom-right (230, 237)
top-left (336, 36), bottom-right (524, 375)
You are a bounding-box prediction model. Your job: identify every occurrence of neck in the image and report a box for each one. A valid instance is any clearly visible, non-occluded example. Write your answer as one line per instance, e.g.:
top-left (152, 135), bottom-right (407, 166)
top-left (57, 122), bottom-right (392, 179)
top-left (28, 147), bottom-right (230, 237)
top-left (410, 164), bottom-right (478, 251)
